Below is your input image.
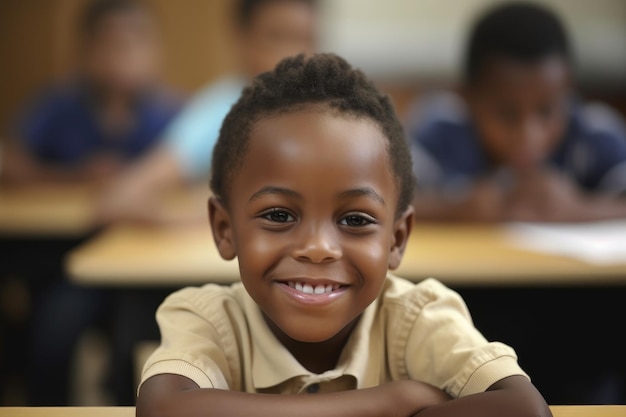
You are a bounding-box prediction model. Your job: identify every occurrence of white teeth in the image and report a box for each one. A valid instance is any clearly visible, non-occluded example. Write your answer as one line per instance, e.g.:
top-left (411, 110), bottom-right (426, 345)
top-left (286, 281), bottom-right (342, 295)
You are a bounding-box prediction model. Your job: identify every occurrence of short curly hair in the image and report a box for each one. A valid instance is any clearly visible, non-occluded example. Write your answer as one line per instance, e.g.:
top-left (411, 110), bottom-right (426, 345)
top-left (80, 0), bottom-right (149, 37)
top-left (235, 0), bottom-right (317, 29)
top-left (464, 2), bottom-right (571, 83)
top-left (210, 53), bottom-right (415, 217)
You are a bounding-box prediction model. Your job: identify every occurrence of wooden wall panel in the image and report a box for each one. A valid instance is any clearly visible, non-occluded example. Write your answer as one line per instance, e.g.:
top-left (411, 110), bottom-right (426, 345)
top-left (0, 1), bottom-right (57, 131)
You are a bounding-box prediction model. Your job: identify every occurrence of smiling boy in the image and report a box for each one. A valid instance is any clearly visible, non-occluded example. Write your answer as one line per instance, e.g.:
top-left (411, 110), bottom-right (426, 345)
top-left (136, 54), bottom-right (552, 417)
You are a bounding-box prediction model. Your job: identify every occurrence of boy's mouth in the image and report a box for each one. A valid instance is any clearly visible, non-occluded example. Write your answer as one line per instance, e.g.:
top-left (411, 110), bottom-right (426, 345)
top-left (274, 279), bottom-right (349, 305)
top-left (284, 281), bottom-right (344, 295)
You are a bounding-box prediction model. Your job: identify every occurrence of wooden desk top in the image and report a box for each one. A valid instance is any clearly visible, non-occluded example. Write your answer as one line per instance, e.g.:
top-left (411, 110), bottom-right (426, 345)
top-left (0, 183), bottom-right (209, 238)
top-left (0, 184), bottom-right (97, 237)
top-left (0, 407), bottom-right (134, 417)
top-left (1, 405), bottom-right (624, 417)
top-left (66, 222), bottom-right (626, 288)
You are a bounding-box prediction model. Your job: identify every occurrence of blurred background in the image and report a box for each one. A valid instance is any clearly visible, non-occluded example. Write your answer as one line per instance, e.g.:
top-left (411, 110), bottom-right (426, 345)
top-left (1, 0), bottom-right (625, 408)
top-left (1, 0), bottom-right (625, 132)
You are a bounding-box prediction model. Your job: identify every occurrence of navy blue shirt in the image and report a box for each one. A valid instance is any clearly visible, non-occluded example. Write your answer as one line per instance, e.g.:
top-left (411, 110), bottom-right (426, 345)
top-left (407, 92), bottom-right (626, 197)
top-left (15, 80), bottom-right (182, 166)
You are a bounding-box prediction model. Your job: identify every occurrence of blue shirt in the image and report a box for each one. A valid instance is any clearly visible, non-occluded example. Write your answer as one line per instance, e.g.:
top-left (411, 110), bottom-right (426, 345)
top-left (16, 80), bottom-right (182, 166)
top-left (162, 76), bottom-right (246, 180)
top-left (407, 92), bottom-right (626, 197)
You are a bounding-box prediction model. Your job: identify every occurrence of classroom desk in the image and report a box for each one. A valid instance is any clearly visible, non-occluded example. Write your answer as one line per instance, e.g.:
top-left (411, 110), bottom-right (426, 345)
top-left (0, 184), bottom-right (97, 238)
top-left (0, 407), bottom-right (134, 417)
top-left (64, 220), bottom-right (626, 406)
top-left (1, 405), bottom-right (625, 417)
top-left (65, 222), bottom-right (626, 287)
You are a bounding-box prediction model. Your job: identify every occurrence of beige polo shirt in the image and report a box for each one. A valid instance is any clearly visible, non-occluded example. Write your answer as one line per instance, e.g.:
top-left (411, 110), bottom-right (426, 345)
top-left (139, 274), bottom-right (528, 398)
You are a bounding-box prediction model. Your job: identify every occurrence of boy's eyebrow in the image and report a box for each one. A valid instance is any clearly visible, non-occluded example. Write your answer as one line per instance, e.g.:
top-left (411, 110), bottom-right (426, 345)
top-left (249, 186), bottom-right (302, 202)
top-left (338, 187), bottom-right (385, 206)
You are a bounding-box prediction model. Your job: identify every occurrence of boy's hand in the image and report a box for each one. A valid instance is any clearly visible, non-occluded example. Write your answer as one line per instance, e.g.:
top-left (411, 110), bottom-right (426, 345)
top-left (505, 168), bottom-right (584, 221)
top-left (464, 178), bottom-right (507, 222)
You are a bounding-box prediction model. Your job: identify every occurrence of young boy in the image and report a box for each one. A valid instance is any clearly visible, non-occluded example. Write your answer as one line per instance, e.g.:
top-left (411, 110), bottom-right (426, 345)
top-left (2, 0), bottom-right (180, 184)
top-left (96, 0), bottom-right (318, 223)
top-left (407, 2), bottom-right (626, 223)
top-left (136, 54), bottom-right (552, 417)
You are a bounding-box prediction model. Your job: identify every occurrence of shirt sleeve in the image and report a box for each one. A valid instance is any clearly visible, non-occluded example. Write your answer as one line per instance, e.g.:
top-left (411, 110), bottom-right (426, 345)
top-left (14, 89), bottom-right (61, 157)
top-left (590, 132), bottom-right (626, 195)
top-left (162, 78), bottom-right (244, 180)
top-left (138, 287), bottom-right (234, 394)
top-left (406, 92), bottom-right (479, 195)
top-left (402, 279), bottom-right (528, 398)
top-left (579, 103), bottom-right (626, 194)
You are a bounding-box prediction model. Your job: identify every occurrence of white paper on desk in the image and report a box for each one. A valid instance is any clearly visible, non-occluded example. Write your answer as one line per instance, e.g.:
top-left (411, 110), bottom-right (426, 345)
top-left (505, 220), bottom-right (626, 265)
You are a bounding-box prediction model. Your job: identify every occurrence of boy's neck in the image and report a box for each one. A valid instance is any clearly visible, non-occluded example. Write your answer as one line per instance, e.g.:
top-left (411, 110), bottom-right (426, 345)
top-left (263, 313), bottom-right (361, 374)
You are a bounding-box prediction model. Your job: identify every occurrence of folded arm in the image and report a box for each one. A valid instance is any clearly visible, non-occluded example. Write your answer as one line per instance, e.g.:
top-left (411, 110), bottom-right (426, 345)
top-left (137, 374), bottom-right (452, 417)
top-left (137, 374), bottom-right (551, 417)
top-left (413, 375), bottom-right (552, 417)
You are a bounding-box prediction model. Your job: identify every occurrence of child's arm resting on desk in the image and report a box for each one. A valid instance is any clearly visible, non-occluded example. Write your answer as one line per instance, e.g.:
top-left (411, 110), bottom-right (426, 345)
top-left (136, 374), bottom-right (451, 417)
top-left (411, 178), bottom-right (507, 223)
top-left (412, 375), bottom-right (552, 417)
top-left (136, 373), bottom-right (551, 417)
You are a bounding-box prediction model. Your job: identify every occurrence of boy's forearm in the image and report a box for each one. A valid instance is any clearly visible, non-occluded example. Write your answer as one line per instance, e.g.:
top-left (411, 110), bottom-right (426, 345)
top-left (413, 391), bottom-right (550, 417)
top-left (575, 195), bottom-right (626, 221)
top-left (137, 378), bottom-right (450, 417)
top-left (413, 376), bottom-right (552, 417)
top-left (141, 388), bottom-right (383, 417)
top-left (411, 195), bottom-right (503, 223)
top-left (532, 195), bottom-right (626, 222)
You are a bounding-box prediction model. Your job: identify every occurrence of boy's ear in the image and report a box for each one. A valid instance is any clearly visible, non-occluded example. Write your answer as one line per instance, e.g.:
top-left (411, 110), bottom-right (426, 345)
top-left (388, 205), bottom-right (414, 270)
top-left (208, 197), bottom-right (237, 260)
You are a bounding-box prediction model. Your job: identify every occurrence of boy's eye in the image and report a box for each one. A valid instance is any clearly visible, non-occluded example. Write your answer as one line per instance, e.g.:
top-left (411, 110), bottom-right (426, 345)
top-left (262, 209), bottom-right (295, 223)
top-left (339, 214), bottom-right (373, 227)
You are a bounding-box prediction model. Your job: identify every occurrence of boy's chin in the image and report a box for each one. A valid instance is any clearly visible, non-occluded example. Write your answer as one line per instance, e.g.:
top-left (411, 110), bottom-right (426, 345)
top-left (278, 321), bottom-right (346, 344)
top-left (289, 329), bottom-right (344, 344)
top-left (273, 314), bottom-right (361, 345)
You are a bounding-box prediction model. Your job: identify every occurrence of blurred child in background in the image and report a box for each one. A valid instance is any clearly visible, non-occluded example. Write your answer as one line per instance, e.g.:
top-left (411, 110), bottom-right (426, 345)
top-left (0, 0), bottom-right (182, 406)
top-left (92, 0), bottom-right (318, 405)
top-left (97, 0), bottom-right (319, 223)
top-left (407, 1), bottom-right (626, 404)
top-left (2, 0), bottom-right (181, 185)
top-left (407, 2), bottom-right (626, 223)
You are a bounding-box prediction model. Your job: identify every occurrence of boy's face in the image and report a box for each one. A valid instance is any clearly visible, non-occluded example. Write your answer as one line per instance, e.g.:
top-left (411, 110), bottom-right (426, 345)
top-left (82, 9), bottom-right (161, 93)
top-left (239, 0), bottom-right (317, 78)
top-left (210, 108), bottom-right (412, 344)
top-left (466, 56), bottom-right (571, 171)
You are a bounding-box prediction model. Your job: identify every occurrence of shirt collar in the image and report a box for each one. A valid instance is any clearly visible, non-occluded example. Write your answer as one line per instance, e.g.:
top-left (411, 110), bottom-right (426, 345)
top-left (239, 285), bottom-right (383, 390)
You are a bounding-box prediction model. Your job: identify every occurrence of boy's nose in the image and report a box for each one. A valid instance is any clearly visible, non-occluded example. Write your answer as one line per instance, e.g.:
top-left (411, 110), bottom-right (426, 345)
top-left (291, 223), bottom-right (342, 264)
